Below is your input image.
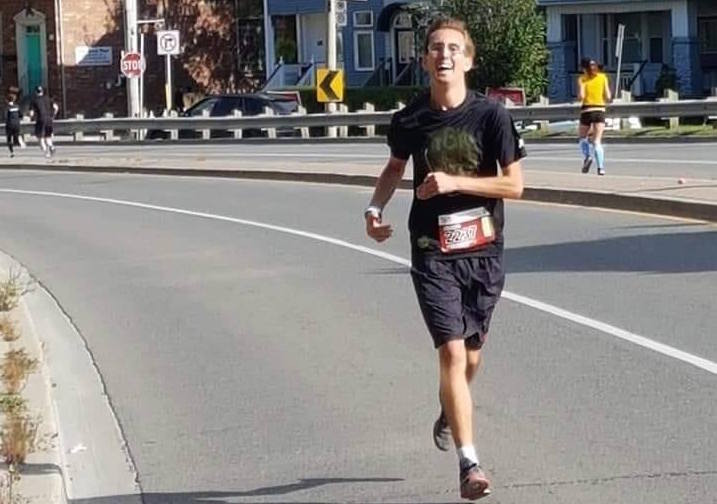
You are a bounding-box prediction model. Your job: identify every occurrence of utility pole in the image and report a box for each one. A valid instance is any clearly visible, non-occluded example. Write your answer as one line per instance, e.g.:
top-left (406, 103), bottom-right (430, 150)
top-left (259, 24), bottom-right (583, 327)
top-left (124, 0), bottom-right (140, 117)
top-left (326, 0), bottom-right (337, 137)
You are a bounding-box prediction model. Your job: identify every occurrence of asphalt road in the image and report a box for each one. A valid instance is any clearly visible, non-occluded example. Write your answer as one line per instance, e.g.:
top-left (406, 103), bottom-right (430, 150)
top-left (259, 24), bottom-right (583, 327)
top-left (3, 140), bottom-right (717, 180)
top-left (0, 170), bottom-right (715, 503)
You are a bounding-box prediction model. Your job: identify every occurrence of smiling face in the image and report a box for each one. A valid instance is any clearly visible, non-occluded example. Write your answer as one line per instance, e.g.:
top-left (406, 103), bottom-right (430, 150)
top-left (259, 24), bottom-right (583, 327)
top-left (422, 27), bottom-right (473, 86)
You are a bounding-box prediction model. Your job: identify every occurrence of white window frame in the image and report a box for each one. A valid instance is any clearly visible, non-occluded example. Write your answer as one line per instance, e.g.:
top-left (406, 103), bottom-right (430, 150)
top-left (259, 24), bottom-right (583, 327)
top-left (353, 10), bottom-right (373, 28)
top-left (353, 30), bottom-right (375, 71)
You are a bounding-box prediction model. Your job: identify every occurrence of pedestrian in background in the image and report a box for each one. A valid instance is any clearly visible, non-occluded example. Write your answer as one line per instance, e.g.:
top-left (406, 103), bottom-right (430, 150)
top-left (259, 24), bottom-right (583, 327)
top-left (578, 58), bottom-right (611, 175)
top-left (364, 16), bottom-right (525, 501)
top-left (5, 91), bottom-right (21, 158)
top-left (30, 85), bottom-right (59, 158)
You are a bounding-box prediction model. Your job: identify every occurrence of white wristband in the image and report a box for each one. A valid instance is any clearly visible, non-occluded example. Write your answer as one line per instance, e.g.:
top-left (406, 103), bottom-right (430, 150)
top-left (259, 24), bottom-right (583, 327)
top-left (364, 206), bottom-right (382, 219)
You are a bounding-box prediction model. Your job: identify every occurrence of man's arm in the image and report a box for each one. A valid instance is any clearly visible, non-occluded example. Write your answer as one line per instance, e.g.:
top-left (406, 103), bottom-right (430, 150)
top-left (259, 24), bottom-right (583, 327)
top-left (365, 156), bottom-right (408, 243)
top-left (416, 161), bottom-right (523, 201)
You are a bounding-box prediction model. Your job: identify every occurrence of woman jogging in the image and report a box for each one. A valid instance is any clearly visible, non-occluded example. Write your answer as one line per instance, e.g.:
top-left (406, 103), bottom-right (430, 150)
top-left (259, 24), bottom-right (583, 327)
top-left (578, 58), bottom-right (611, 175)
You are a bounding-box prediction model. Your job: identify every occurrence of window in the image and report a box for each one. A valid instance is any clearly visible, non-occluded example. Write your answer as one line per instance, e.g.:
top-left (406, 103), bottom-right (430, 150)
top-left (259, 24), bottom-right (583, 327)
top-left (615, 13), bottom-right (642, 63)
top-left (699, 17), bottom-right (717, 54)
top-left (353, 31), bottom-right (374, 71)
top-left (353, 11), bottom-right (373, 28)
top-left (563, 14), bottom-right (577, 42)
top-left (188, 98), bottom-right (219, 116)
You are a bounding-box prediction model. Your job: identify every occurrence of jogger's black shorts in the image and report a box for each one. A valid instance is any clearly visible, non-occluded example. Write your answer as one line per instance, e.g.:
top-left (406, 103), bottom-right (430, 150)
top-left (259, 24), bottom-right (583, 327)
top-left (35, 122), bottom-right (53, 137)
top-left (411, 254), bottom-right (505, 349)
top-left (579, 111), bottom-right (605, 126)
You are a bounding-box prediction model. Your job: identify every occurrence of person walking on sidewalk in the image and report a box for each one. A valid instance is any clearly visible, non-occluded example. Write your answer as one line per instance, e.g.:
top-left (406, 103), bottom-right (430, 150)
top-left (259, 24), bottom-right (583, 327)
top-left (577, 58), bottom-right (611, 175)
top-left (5, 91), bottom-right (21, 158)
top-left (364, 17), bottom-right (525, 501)
top-left (29, 86), bottom-right (59, 158)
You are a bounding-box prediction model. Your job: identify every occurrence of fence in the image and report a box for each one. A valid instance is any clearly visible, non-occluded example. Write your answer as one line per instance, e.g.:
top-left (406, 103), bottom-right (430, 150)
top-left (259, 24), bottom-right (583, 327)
top-left (2, 95), bottom-right (717, 141)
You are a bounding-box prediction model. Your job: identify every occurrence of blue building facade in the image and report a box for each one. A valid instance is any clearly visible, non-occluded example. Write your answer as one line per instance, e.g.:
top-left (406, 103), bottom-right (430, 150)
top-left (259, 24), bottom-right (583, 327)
top-left (538, 0), bottom-right (717, 102)
top-left (263, 0), bottom-right (418, 87)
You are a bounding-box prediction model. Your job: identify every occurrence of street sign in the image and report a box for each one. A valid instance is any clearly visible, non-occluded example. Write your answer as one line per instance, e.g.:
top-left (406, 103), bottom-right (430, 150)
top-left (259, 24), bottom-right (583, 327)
top-left (317, 68), bottom-right (344, 102)
top-left (120, 51), bottom-right (146, 78)
top-left (157, 30), bottom-right (181, 56)
top-left (336, 0), bottom-right (347, 27)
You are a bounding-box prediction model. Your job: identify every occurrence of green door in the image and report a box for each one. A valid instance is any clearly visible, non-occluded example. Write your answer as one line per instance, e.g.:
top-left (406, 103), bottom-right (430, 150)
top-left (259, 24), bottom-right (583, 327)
top-left (25, 25), bottom-right (43, 92)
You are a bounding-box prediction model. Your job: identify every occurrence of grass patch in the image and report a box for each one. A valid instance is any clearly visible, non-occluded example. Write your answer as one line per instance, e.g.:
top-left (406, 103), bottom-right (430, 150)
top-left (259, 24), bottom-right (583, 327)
top-left (0, 317), bottom-right (19, 344)
top-left (0, 351), bottom-right (37, 395)
top-left (0, 271), bottom-right (33, 314)
top-left (0, 395), bottom-right (25, 417)
top-left (1, 413), bottom-right (39, 468)
top-left (522, 124), bottom-right (717, 139)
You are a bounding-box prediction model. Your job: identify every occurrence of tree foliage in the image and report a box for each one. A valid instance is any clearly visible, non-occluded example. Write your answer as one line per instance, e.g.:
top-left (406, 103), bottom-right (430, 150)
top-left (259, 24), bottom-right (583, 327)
top-left (407, 0), bottom-right (549, 100)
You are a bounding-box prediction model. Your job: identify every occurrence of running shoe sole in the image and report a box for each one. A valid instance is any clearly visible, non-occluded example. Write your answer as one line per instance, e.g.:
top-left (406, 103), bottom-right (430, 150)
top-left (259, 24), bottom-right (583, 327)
top-left (582, 157), bottom-right (592, 173)
top-left (433, 411), bottom-right (451, 451)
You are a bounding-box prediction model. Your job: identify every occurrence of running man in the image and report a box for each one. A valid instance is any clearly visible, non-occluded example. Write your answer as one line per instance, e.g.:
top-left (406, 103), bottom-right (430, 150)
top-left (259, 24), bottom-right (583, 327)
top-left (29, 86), bottom-right (59, 158)
top-left (364, 17), bottom-right (525, 501)
top-left (578, 58), bottom-right (611, 175)
top-left (5, 92), bottom-right (21, 158)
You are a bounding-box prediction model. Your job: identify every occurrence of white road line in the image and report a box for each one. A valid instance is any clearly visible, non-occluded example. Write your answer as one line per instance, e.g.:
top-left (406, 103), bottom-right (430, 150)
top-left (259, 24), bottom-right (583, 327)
top-left (2, 187), bottom-right (716, 376)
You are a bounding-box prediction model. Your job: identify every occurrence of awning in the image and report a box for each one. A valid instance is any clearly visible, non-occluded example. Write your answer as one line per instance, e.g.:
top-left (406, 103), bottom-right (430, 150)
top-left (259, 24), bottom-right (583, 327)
top-left (377, 2), bottom-right (408, 32)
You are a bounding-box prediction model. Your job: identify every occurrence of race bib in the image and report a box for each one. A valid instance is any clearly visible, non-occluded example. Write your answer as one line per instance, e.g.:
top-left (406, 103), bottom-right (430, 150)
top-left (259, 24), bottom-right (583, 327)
top-left (438, 207), bottom-right (495, 254)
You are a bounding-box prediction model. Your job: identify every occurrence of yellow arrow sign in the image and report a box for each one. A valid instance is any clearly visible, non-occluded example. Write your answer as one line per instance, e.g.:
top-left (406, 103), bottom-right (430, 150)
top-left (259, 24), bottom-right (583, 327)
top-left (317, 68), bottom-right (344, 103)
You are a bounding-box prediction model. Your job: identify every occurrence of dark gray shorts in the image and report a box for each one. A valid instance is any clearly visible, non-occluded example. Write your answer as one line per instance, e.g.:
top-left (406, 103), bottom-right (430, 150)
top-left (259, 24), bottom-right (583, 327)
top-left (411, 255), bottom-right (505, 349)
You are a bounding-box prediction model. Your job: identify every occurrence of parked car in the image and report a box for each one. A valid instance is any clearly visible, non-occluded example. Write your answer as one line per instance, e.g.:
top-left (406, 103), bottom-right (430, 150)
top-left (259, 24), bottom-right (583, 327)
top-left (148, 91), bottom-right (301, 139)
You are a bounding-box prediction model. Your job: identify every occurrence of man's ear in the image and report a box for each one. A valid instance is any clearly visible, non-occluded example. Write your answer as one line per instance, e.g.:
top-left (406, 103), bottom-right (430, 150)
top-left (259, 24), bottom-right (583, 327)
top-left (463, 56), bottom-right (473, 72)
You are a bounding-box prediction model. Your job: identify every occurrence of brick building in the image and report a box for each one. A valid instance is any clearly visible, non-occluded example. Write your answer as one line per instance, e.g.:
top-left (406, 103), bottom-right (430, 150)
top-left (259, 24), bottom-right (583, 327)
top-left (1, 1), bottom-right (255, 118)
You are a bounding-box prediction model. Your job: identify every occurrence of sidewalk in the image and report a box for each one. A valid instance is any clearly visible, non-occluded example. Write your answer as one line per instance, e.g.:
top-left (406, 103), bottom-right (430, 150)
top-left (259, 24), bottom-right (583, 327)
top-left (2, 148), bottom-right (716, 221)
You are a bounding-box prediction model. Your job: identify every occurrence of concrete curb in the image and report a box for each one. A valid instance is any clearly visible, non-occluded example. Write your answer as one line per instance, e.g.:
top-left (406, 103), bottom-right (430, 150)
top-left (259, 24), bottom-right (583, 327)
top-left (2, 163), bottom-right (716, 222)
top-left (0, 252), bottom-right (142, 503)
top-left (0, 255), bottom-right (65, 504)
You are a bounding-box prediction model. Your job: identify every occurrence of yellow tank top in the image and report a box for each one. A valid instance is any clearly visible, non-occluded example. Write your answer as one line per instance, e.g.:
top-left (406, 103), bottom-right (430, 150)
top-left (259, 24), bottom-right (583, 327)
top-left (579, 73), bottom-right (608, 108)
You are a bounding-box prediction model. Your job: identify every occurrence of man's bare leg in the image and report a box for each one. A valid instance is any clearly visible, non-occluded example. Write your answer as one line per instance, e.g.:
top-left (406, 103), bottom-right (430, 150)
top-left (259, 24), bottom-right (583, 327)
top-left (439, 339), bottom-right (473, 448)
top-left (465, 346), bottom-right (482, 383)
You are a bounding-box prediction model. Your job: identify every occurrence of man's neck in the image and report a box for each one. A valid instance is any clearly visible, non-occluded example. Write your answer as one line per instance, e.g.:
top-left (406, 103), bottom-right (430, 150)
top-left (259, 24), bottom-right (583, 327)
top-left (430, 82), bottom-right (468, 111)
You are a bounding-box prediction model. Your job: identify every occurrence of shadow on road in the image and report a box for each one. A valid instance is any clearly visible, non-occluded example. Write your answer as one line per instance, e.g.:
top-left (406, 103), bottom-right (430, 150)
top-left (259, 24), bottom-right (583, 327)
top-left (506, 231), bottom-right (717, 274)
top-left (70, 477), bottom-right (408, 504)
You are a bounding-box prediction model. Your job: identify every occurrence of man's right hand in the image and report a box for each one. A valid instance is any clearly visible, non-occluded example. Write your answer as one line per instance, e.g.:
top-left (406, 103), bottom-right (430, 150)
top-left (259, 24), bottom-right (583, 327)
top-left (365, 215), bottom-right (393, 242)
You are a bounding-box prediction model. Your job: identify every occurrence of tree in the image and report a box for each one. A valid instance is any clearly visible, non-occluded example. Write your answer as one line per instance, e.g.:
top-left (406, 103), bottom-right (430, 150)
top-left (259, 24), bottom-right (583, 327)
top-left (407, 0), bottom-right (548, 100)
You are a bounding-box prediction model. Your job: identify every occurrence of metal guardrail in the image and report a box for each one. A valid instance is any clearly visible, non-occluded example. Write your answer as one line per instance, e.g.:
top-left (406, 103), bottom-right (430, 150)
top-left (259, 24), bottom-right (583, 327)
top-left (1, 99), bottom-right (716, 138)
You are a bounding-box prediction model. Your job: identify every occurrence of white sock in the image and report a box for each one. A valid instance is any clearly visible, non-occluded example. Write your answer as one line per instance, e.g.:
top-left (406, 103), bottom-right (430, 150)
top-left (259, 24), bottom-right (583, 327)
top-left (39, 138), bottom-right (47, 152)
top-left (457, 445), bottom-right (479, 468)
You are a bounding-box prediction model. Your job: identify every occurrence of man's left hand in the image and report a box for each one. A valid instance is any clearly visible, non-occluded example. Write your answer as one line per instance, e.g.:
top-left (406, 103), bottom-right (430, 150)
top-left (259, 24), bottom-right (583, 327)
top-left (416, 172), bottom-right (458, 200)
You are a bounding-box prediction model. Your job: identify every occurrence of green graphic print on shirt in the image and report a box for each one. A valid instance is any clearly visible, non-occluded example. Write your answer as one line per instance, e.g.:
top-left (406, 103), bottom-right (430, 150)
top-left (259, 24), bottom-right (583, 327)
top-left (424, 127), bottom-right (481, 177)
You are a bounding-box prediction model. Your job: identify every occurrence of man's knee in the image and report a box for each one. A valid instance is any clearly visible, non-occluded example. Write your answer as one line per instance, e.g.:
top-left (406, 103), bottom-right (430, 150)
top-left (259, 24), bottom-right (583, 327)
top-left (439, 339), bottom-right (467, 370)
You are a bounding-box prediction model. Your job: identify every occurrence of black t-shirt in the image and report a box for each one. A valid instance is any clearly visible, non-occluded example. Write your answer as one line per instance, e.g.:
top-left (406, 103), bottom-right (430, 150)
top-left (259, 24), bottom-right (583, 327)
top-left (5, 103), bottom-right (21, 129)
top-left (31, 95), bottom-right (54, 124)
top-left (387, 91), bottom-right (526, 258)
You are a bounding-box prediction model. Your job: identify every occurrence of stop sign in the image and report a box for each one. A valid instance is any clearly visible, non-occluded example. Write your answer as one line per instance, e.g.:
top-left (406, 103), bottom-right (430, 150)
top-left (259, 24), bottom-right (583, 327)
top-left (120, 52), bottom-right (145, 78)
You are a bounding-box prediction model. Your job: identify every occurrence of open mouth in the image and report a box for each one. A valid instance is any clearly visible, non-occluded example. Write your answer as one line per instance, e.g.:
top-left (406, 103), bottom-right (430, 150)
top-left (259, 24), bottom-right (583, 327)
top-left (437, 62), bottom-right (454, 72)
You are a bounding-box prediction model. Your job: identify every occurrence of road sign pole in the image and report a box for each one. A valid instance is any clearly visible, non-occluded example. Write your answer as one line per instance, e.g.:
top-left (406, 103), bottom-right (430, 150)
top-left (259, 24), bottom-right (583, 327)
top-left (327, 0), bottom-right (337, 138)
top-left (615, 23), bottom-right (625, 98)
top-left (165, 54), bottom-right (173, 112)
top-left (139, 32), bottom-right (145, 118)
top-left (124, 0), bottom-right (140, 118)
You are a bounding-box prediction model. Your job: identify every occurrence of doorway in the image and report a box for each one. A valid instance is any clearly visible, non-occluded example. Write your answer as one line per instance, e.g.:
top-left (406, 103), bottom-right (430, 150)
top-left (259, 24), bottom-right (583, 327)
top-left (14, 9), bottom-right (48, 98)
